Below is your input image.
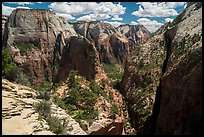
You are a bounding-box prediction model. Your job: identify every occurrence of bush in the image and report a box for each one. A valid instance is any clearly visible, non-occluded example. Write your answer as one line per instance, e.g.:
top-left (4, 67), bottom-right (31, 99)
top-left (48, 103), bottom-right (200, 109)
top-left (2, 48), bottom-right (18, 81)
top-left (33, 100), bottom-right (51, 117)
top-left (46, 116), bottom-right (67, 134)
top-left (36, 90), bottom-right (51, 101)
top-left (33, 80), bottom-right (52, 91)
top-left (77, 120), bottom-right (88, 132)
top-left (15, 69), bottom-right (32, 86)
top-left (109, 92), bottom-right (114, 100)
top-left (90, 79), bottom-right (100, 94)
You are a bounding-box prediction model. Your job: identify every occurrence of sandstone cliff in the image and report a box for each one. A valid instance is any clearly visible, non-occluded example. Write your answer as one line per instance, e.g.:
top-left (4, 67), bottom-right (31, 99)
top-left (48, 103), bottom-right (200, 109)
top-left (119, 2), bottom-right (202, 135)
top-left (71, 21), bottom-right (137, 64)
top-left (54, 35), bottom-right (100, 83)
top-left (3, 9), bottom-right (77, 84)
top-left (153, 2), bottom-right (202, 135)
top-left (117, 24), bottom-right (151, 45)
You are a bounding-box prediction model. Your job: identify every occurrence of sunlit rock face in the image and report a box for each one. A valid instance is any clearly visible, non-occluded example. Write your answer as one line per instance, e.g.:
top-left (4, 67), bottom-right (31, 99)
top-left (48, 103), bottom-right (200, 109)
top-left (117, 24), bottom-right (152, 45)
top-left (3, 9), bottom-right (77, 85)
top-left (71, 21), bottom-right (145, 64)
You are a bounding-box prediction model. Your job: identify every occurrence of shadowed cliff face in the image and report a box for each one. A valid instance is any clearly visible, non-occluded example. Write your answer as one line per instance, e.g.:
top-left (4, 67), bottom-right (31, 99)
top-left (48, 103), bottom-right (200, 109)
top-left (2, 15), bottom-right (8, 40)
top-left (154, 2), bottom-right (202, 135)
top-left (119, 2), bottom-right (202, 135)
top-left (55, 36), bottom-right (99, 83)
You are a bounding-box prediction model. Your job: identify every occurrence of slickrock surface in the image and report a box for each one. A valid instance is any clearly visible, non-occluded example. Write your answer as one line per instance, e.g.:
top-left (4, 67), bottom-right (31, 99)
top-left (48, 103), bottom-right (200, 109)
top-left (2, 78), bottom-right (86, 135)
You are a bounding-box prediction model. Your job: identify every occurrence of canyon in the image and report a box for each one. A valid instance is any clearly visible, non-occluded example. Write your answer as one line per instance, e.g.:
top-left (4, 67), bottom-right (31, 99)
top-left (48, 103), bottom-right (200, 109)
top-left (2, 2), bottom-right (202, 135)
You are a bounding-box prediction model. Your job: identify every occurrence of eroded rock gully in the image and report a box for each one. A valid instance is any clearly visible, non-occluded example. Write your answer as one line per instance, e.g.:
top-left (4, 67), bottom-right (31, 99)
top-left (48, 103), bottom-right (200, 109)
top-left (118, 2), bottom-right (202, 135)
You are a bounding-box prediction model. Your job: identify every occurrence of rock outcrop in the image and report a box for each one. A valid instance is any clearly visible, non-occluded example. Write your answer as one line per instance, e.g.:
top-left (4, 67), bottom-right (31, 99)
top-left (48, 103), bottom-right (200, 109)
top-left (89, 85), bottom-right (126, 135)
top-left (2, 78), bottom-right (86, 135)
top-left (119, 28), bottom-right (166, 131)
top-left (3, 9), bottom-right (77, 84)
top-left (153, 2), bottom-right (202, 135)
top-left (71, 21), bottom-right (136, 64)
top-left (55, 35), bottom-right (99, 83)
top-left (119, 2), bottom-right (202, 135)
top-left (117, 24), bottom-right (151, 44)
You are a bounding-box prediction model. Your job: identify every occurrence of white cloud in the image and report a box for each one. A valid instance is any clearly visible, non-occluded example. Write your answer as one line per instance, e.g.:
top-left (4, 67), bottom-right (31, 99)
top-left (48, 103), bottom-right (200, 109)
top-left (165, 18), bottom-right (173, 22)
top-left (111, 15), bottom-right (123, 21)
top-left (103, 21), bottom-right (125, 27)
top-left (49, 2), bottom-right (126, 21)
top-left (130, 21), bottom-right (138, 25)
top-left (5, 2), bottom-right (32, 5)
top-left (56, 13), bottom-right (75, 20)
top-left (136, 18), bottom-right (163, 32)
top-left (36, 2), bottom-right (43, 4)
top-left (77, 14), bottom-right (110, 21)
top-left (2, 4), bottom-right (30, 15)
top-left (132, 2), bottom-right (186, 17)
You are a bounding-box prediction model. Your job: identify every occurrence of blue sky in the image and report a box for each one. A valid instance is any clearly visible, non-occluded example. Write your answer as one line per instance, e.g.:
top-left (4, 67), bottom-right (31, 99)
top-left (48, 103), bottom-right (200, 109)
top-left (2, 2), bottom-right (187, 32)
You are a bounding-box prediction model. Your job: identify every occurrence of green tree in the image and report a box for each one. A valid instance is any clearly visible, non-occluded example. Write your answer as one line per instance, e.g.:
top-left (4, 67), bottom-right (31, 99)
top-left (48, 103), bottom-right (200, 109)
top-left (2, 48), bottom-right (18, 81)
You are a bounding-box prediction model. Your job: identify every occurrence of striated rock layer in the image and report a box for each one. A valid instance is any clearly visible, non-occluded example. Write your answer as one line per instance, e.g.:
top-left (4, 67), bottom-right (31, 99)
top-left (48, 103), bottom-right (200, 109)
top-left (2, 78), bottom-right (86, 135)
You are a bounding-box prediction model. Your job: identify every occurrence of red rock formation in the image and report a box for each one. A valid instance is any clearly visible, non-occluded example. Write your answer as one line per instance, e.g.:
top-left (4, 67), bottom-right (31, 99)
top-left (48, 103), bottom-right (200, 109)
top-left (72, 21), bottom-right (138, 64)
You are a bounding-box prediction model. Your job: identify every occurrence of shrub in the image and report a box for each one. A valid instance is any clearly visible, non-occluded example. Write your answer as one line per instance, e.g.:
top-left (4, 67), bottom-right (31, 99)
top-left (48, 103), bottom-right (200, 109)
top-left (2, 48), bottom-right (18, 81)
top-left (33, 80), bottom-right (52, 91)
top-left (77, 120), bottom-right (88, 132)
top-left (33, 100), bottom-right (51, 117)
top-left (109, 92), bottom-right (114, 100)
top-left (15, 69), bottom-right (32, 86)
top-left (90, 79), bottom-right (100, 94)
top-left (46, 115), bottom-right (67, 134)
top-left (36, 90), bottom-right (51, 101)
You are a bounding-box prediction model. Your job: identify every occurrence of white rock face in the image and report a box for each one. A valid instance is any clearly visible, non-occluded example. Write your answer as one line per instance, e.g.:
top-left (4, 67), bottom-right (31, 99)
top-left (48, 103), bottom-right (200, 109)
top-left (2, 78), bottom-right (86, 135)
